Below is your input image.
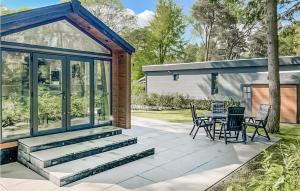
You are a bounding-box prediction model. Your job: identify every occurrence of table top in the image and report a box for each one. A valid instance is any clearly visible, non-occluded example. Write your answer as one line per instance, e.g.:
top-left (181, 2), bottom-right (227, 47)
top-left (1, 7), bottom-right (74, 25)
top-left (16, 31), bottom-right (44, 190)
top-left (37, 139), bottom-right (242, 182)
top-left (204, 112), bottom-right (227, 119)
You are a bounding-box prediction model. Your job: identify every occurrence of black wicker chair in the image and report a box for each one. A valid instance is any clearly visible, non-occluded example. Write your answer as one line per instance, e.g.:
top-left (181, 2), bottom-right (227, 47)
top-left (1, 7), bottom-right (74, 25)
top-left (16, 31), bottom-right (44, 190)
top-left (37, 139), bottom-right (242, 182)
top-left (219, 107), bottom-right (246, 144)
top-left (245, 104), bottom-right (271, 141)
top-left (190, 103), bottom-right (213, 139)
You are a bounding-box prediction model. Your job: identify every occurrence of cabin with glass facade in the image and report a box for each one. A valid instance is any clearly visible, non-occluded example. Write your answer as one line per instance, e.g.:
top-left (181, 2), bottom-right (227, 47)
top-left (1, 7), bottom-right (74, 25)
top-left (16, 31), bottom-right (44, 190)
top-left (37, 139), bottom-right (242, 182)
top-left (0, 0), bottom-right (134, 164)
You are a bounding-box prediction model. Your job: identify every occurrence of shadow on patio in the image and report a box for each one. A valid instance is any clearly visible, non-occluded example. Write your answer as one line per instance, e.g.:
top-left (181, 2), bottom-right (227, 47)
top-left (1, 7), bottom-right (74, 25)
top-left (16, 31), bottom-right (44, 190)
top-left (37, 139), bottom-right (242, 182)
top-left (0, 116), bottom-right (278, 191)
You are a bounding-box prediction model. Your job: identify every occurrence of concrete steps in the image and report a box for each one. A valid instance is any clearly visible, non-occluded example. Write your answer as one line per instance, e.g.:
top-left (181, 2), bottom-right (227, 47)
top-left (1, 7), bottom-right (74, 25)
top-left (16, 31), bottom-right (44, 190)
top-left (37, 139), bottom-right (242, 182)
top-left (18, 126), bottom-right (155, 186)
top-left (18, 126), bottom-right (122, 153)
top-left (46, 144), bottom-right (154, 186)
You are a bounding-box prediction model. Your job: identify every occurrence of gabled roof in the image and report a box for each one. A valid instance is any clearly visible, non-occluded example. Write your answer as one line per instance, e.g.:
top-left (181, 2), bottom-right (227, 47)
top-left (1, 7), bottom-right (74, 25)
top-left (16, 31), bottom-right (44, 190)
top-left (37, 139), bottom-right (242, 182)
top-left (0, 0), bottom-right (135, 54)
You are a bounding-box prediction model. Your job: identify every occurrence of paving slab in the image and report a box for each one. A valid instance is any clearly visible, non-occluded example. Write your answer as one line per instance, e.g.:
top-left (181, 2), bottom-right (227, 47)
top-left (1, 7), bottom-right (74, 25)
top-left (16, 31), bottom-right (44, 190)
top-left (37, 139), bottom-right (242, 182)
top-left (19, 126), bottom-right (120, 148)
top-left (1, 117), bottom-right (279, 191)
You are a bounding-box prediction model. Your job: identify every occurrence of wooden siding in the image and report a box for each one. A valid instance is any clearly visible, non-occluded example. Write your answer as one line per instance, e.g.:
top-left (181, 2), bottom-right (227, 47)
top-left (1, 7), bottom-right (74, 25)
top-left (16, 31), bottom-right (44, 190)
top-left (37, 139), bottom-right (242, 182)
top-left (252, 84), bottom-right (298, 123)
top-left (111, 50), bottom-right (131, 128)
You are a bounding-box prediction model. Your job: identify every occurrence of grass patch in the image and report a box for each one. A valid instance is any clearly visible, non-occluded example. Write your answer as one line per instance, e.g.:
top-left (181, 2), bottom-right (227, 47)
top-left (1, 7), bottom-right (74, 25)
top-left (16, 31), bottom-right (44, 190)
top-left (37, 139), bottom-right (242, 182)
top-left (132, 109), bottom-right (207, 123)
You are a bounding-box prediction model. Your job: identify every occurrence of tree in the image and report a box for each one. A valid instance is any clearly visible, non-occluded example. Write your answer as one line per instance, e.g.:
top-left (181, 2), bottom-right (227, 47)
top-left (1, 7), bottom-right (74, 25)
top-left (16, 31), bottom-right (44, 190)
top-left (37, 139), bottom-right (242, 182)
top-left (123, 27), bottom-right (155, 80)
top-left (191, 0), bottom-right (261, 61)
top-left (191, 0), bottom-right (219, 61)
top-left (266, 0), bottom-right (280, 133)
top-left (61, 0), bottom-right (136, 33)
top-left (248, 26), bottom-right (268, 57)
top-left (149, 0), bottom-right (186, 64)
top-left (182, 43), bottom-right (205, 63)
top-left (279, 22), bottom-right (300, 56)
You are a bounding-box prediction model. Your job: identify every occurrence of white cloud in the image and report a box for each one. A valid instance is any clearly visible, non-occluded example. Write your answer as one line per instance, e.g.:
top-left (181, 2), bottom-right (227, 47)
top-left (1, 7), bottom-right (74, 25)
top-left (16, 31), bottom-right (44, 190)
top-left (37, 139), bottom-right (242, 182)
top-left (136, 10), bottom-right (155, 27)
top-left (124, 8), bottom-right (155, 28)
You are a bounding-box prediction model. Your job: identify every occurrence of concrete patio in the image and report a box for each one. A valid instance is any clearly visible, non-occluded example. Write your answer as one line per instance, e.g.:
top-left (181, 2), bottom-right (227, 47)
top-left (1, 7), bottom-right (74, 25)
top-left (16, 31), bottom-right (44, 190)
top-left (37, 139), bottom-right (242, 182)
top-left (0, 117), bottom-right (279, 191)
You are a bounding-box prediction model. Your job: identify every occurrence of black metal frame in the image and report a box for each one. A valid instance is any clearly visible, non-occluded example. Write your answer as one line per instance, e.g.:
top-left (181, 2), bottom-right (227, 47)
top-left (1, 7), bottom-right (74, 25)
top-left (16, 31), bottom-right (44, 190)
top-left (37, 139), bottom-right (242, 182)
top-left (245, 104), bottom-right (271, 141)
top-left (219, 107), bottom-right (246, 144)
top-left (190, 103), bottom-right (213, 139)
top-left (0, 46), bottom-right (112, 143)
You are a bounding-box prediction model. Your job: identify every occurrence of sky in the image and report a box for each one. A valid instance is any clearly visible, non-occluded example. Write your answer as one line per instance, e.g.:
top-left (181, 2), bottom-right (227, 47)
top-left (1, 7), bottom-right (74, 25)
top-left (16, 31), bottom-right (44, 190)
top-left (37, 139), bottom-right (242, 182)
top-left (1, 0), bottom-right (197, 42)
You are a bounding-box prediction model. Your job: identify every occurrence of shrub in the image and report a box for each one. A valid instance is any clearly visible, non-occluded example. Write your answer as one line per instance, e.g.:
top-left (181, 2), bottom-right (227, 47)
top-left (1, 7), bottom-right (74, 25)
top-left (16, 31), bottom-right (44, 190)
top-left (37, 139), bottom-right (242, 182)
top-left (132, 93), bottom-right (240, 110)
top-left (226, 143), bottom-right (300, 191)
top-left (132, 81), bottom-right (145, 96)
top-left (2, 94), bottom-right (30, 127)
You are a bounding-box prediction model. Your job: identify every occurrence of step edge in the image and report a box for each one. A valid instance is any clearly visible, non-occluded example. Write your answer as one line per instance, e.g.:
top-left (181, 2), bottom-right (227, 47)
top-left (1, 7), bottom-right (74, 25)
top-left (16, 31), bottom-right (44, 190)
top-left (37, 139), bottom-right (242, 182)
top-left (53, 148), bottom-right (156, 186)
top-left (30, 137), bottom-right (138, 168)
top-left (23, 129), bottom-right (122, 152)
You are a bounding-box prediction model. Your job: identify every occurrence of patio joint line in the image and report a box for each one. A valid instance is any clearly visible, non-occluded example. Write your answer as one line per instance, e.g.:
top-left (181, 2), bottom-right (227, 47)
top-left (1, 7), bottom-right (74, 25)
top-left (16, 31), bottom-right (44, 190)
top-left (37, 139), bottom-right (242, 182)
top-left (183, 160), bottom-right (211, 175)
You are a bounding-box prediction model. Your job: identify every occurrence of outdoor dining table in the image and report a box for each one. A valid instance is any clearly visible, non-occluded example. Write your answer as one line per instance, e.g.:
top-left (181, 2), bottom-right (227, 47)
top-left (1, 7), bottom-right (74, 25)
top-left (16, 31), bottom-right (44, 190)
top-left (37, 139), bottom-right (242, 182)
top-left (204, 112), bottom-right (227, 140)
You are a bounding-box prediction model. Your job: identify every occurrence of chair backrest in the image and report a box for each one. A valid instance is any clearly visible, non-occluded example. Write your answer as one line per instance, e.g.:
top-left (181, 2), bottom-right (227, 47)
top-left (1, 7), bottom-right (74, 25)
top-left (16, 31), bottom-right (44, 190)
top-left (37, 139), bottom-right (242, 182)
top-left (190, 103), bottom-right (197, 124)
top-left (226, 107), bottom-right (245, 131)
top-left (255, 104), bottom-right (271, 122)
top-left (212, 101), bottom-right (225, 113)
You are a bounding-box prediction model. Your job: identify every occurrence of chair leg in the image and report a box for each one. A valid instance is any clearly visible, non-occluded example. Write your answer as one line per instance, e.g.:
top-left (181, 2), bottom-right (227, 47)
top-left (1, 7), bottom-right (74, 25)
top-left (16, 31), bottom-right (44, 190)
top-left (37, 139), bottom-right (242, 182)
top-left (236, 131), bottom-right (240, 140)
top-left (190, 124), bottom-right (195, 135)
top-left (206, 125), bottom-right (213, 139)
top-left (219, 124), bottom-right (223, 140)
top-left (263, 127), bottom-right (271, 140)
top-left (193, 126), bottom-right (200, 139)
top-left (251, 126), bottom-right (259, 141)
top-left (224, 126), bottom-right (227, 144)
top-left (243, 125), bottom-right (247, 144)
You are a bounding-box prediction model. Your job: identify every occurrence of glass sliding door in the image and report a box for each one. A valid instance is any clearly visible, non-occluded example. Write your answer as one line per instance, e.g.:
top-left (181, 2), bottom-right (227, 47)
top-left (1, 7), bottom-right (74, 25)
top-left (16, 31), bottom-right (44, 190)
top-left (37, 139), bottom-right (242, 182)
top-left (69, 59), bottom-right (92, 127)
top-left (94, 60), bottom-right (111, 125)
top-left (1, 51), bottom-right (31, 140)
top-left (33, 54), bottom-right (67, 134)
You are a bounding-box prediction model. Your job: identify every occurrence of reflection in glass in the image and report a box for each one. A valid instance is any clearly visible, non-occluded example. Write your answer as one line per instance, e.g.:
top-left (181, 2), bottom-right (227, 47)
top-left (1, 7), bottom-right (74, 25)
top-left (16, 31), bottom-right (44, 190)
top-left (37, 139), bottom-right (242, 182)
top-left (70, 61), bottom-right (90, 126)
top-left (2, 20), bottom-right (110, 54)
top-left (37, 58), bottom-right (63, 131)
top-left (94, 60), bottom-right (110, 124)
top-left (1, 51), bottom-right (30, 139)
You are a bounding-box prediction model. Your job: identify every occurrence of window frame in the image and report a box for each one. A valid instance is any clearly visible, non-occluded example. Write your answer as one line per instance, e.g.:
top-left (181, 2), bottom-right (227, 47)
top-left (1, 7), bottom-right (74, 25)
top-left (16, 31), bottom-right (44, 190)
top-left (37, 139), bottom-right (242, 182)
top-left (0, 45), bottom-right (112, 143)
top-left (173, 74), bottom-right (179, 81)
top-left (211, 73), bottom-right (219, 95)
top-left (1, 19), bottom-right (112, 56)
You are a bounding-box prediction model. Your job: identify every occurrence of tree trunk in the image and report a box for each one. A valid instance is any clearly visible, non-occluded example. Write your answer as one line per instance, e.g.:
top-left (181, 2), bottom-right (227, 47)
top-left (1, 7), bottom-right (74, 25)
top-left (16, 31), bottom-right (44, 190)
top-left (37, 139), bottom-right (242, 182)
top-left (266, 0), bottom-right (280, 133)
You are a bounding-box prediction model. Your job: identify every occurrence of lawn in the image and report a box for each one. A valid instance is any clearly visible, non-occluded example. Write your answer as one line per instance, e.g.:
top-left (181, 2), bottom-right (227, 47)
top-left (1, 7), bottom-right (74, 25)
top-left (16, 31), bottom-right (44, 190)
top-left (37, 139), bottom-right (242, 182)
top-left (132, 109), bottom-right (300, 190)
top-left (131, 109), bottom-right (207, 123)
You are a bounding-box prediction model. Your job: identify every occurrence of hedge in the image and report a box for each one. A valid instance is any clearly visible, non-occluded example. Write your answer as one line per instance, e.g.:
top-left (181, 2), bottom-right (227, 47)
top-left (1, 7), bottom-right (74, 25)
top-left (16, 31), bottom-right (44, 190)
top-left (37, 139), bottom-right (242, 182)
top-left (132, 93), bottom-right (240, 110)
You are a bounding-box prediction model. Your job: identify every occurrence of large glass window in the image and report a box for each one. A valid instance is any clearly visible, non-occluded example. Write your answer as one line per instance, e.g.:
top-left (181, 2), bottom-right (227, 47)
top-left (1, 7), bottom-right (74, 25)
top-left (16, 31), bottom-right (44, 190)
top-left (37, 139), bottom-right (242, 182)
top-left (70, 61), bottom-right (91, 126)
top-left (94, 60), bottom-right (111, 124)
top-left (1, 51), bottom-right (31, 140)
top-left (37, 57), bottom-right (64, 132)
top-left (2, 20), bottom-right (110, 54)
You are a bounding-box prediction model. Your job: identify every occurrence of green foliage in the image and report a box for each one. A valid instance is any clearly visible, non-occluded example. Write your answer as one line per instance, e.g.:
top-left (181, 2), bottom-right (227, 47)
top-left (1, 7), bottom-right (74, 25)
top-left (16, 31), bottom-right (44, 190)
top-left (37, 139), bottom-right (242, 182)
top-left (2, 94), bottom-right (30, 127)
top-left (132, 81), bottom-right (145, 96)
top-left (123, 0), bottom-right (186, 80)
top-left (279, 22), bottom-right (300, 56)
top-left (149, 0), bottom-right (186, 64)
top-left (38, 92), bottom-right (61, 119)
top-left (132, 93), bottom-right (240, 110)
top-left (190, 0), bottom-right (300, 60)
top-left (123, 27), bottom-right (156, 80)
top-left (226, 143), bottom-right (300, 191)
top-left (181, 43), bottom-right (205, 63)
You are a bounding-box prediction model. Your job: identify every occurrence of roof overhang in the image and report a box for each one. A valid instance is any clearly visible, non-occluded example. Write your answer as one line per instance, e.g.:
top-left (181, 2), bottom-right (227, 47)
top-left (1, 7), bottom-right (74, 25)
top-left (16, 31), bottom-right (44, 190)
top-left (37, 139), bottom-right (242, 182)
top-left (0, 0), bottom-right (135, 54)
top-left (143, 56), bottom-right (300, 72)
